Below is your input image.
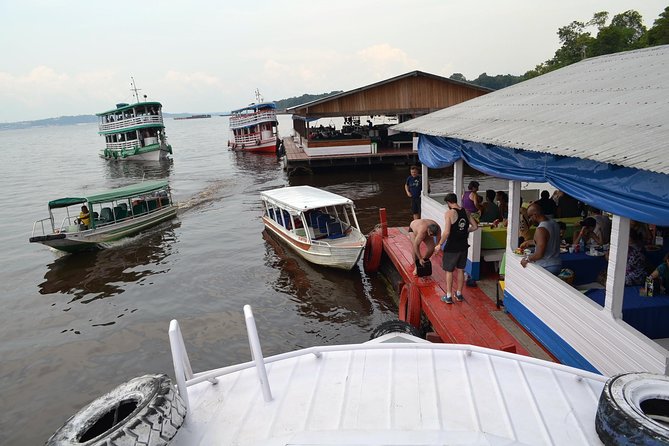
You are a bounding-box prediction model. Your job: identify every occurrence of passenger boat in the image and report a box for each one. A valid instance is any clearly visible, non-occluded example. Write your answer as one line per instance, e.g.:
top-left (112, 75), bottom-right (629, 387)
top-left (260, 185), bottom-right (366, 270)
top-left (97, 79), bottom-right (173, 161)
top-left (29, 180), bottom-right (177, 253)
top-left (46, 305), bottom-right (669, 445)
top-left (228, 90), bottom-right (279, 153)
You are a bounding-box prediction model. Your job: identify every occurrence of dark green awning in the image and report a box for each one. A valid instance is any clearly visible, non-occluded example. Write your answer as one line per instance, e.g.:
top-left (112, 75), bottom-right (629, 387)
top-left (48, 197), bottom-right (87, 209)
top-left (47, 180), bottom-right (170, 208)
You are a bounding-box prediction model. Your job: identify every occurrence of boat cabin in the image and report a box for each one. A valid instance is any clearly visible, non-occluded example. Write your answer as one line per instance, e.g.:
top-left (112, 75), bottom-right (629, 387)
top-left (261, 187), bottom-right (360, 242)
top-left (228, 102), bottom-right (278, 150)
top-left (96, 101), bottom-right (170, 159)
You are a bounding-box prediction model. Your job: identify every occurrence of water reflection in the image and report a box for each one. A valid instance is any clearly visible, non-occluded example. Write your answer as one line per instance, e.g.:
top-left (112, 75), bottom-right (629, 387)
top-left (103, 157), bottom-right (173, 181)
top-left (261, 230), bottom-right (376, 324)
top-left (230, 150), bottom-right (285, 186)
top-left (38, 222), bottom-right (179, 301)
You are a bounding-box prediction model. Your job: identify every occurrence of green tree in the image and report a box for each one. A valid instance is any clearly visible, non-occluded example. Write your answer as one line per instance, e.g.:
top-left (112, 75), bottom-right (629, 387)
top-left (523, 8), bottom-right (652, 79)
top-left (647, 6), bottom-right (669, 46)
top-left (590, 10), bottom-right (647, 56)
top-left (449, 73), bottom-right (467, 82)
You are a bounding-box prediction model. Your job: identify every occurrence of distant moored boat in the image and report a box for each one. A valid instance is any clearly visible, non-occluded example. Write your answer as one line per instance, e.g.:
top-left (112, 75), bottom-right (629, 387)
top-left (97, 78), bottom-right (173, 161)
top-left (228, 89), bottom-right (279, 153)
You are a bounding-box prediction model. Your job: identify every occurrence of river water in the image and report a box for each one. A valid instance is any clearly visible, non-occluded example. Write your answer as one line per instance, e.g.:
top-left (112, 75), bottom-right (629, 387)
top-left (0, 115), bottom-right (503, 444)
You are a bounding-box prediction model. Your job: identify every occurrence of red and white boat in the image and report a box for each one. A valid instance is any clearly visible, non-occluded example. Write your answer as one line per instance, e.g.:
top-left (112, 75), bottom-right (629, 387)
top-left (228, 90), bottom-right (279, 153)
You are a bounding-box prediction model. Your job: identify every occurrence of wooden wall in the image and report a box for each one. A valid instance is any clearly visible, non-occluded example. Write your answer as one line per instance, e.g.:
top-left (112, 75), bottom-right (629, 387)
top-left (294, 75), bottom-right (489, 117)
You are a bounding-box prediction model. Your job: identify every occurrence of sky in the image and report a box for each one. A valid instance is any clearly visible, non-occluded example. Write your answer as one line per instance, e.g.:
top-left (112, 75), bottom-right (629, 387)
top-left (1, 0), bottom-right (667, 122)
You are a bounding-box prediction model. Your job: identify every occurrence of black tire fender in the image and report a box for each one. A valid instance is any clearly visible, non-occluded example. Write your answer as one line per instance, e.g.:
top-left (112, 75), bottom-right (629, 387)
top-left (370, 319), bottom-right (422, 340)
top-left (596, 372), bottom-right (669, 446)
top-left (46, 374), bottom-right (186, 446)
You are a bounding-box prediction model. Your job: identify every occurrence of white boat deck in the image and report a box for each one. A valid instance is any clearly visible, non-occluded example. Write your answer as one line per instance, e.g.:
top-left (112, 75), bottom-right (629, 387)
top-left (171, 331), bottom-right (606, 445)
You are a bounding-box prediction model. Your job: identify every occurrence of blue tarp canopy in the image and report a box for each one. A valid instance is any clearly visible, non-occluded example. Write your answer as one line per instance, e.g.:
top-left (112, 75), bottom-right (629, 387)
top-left (418, 135), bottom-right (669, 226)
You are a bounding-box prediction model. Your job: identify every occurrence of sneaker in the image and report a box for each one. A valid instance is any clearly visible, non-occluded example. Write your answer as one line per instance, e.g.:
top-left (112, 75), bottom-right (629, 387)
top-left (455, 292), bottom-right (464, 302)
top-left (441, 294), bottom-right (453, 304)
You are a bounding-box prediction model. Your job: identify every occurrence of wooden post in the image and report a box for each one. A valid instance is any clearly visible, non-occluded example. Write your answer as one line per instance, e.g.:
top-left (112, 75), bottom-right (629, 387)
top-left (380, 208), bottom-right (388, 237)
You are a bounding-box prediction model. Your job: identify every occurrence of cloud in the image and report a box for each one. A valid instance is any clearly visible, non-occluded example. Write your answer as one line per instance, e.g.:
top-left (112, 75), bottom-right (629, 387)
top-left (356, 44), bottom-right (418, 76)
top-left (163, 70), bottom-right (222, 87)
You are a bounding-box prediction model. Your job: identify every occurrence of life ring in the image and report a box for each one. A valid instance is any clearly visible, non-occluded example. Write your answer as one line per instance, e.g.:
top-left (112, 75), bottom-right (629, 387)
top-left (369, 319), bottom-right (422, 340)
top-left (398, 283), bottom-right (421, 327)
top-left (363, 230), bottom-right (382, 273)
top-left (596, 372), bottom-right (669, 445)
top-left (46, 374), bottom-right (186, 446)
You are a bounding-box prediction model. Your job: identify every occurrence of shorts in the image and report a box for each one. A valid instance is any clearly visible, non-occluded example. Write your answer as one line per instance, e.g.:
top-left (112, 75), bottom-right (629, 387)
top-left (410, 197), bottom-right (421, 214)
top-left (442, 249), bottom-right (467, 272)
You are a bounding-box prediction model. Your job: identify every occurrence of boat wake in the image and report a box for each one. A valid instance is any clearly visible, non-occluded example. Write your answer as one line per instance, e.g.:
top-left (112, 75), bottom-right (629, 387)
top-left (177, 180), bottom-right (229, 212)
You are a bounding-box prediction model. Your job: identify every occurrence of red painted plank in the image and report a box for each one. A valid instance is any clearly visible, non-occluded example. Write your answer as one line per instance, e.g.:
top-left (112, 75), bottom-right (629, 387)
top-left (381, 227), bottom-right (530, 356)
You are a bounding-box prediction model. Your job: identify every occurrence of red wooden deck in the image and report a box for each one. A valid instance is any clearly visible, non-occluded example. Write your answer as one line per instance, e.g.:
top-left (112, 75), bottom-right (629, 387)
top-left (382, 226), bottom-right (530, 356)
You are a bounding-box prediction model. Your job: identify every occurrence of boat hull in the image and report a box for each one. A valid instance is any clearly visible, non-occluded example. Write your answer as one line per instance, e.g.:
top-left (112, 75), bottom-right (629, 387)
top-left (100, 143), bottom-right (172, 161)
top-left (30, 206), bottom-right (177, 253)
top-left (263, 217), bottom-right (365, 270)
top-left (230, 137), bottom-right (277, 153)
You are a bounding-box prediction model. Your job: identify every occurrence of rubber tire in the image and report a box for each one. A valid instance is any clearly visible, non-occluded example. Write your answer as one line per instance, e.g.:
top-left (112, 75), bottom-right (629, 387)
top-left (398, 283), bottom-right (421, 327)
top-left (46, 374), bottom-right (186, 446)
top-left (370, 320), bottom-right (422, 340)
top-left (363, 230), bottom-right (383, 273)
top-left (596, 372), bottom-right (669, 446)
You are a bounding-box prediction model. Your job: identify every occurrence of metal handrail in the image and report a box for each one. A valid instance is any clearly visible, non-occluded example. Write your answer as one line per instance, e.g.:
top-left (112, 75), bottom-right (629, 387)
top-left (104, 140), bottom-right (142, 150)
top-left (31, 218), bottom-right (51, 237)
top-left (229, 111), bottom-right (277, 129)
top-left (99, 115), bottom-right (163, 132)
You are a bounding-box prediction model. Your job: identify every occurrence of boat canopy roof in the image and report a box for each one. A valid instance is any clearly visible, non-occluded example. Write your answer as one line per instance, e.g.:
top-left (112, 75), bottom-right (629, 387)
top-left (48, 180), bottom-right (170, 209)
top-left (230, 102), bottom-right (276, 114)
top-left (96, 101), bottom-right (163, 116)
top-left (261, 186), bottom-right (353, 212)
top-left (48, 197), bottom-right (87, 209)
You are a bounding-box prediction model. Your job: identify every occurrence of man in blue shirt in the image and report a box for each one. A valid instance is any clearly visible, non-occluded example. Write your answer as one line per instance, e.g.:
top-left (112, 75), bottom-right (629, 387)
top-left (405, 165), bottom-right (422, 220)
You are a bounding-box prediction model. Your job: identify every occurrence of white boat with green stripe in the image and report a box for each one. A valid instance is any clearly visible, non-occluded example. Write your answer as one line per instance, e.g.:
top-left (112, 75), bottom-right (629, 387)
top-left (30, 180), bottom-right (177, 253)
top-left (97, 99), bottom-right (173, 161)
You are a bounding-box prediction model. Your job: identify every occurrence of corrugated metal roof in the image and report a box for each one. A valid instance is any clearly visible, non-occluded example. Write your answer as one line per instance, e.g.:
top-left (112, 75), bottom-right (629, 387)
top-left (394, 45), bottom-right (669, 175)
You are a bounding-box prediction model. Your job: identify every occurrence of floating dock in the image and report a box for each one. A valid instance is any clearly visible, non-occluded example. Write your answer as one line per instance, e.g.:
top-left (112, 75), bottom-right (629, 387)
top-left (282, 137), bottom-right (418, 175)
top-left (374, 212), bottom-right (553, 359)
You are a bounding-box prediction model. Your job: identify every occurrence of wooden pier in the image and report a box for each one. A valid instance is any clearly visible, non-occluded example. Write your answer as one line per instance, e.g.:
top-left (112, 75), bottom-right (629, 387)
top-left (282, 137), bottom-right (418, 175)
top-left (375, 215), bottom-right (554, 359)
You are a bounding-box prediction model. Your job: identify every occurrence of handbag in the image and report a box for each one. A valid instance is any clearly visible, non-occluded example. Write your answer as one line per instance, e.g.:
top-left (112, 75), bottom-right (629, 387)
top-left (415, 258), bottom-right (432, 277)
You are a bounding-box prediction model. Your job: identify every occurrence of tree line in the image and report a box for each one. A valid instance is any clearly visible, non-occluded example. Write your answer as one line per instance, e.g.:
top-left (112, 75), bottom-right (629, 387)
top-left (451, 6), bottom-right (669, 89)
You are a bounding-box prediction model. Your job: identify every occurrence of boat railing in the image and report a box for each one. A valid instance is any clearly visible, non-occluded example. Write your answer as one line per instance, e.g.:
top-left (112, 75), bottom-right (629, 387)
top-left (31, 218), bottom-right (51, 237)
top-left (229, 111), bottom-right (276, 129)
top-left (105, 140), bottom-right (142, 150)
top-left (168, 305), bottom-right (606, 413)
top-left (232, 132), bottom-right (272, 146)
top-left (99, 115), bottom-right (163, 132)
top-left (57, 216), bottom-right (82, 233)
